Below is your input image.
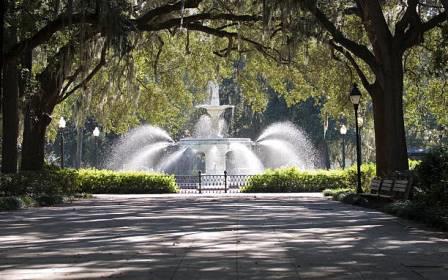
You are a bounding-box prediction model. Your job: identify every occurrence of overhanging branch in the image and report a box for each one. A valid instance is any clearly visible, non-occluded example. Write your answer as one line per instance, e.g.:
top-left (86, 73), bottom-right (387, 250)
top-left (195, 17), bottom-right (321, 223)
top-left (60, 42), bottom-right (108, 102)
top-left (303, 3), bottom-right (378, 73)
top-left (330, 40), bottom-right (372, 95)
top-left (5, 12), bottom-right (98, 62)
top-left (136, 0), bottom-right (203, 27)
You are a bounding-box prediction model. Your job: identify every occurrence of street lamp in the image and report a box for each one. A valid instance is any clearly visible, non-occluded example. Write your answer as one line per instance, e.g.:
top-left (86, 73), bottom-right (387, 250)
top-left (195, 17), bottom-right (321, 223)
top-left (92, 127), bottom-right (100, 168)
top-left (58, 117), bottom-right (66, 168)
top-left (340, 124), bottom-right (347, 170)
top-left (350, 83), bottom-right (363, 194)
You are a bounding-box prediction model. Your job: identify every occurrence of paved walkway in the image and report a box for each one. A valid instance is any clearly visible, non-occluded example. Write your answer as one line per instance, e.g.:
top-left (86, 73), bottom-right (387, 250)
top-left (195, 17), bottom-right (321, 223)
top-left (1, 193), bottom-right (447, 280)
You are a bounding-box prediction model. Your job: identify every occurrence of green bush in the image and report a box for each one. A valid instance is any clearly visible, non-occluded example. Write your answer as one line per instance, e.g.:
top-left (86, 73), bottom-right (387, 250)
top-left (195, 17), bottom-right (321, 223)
top-left (35, 195), bottom-right (65, 206)
top-left (77, 169), bottom-right (179, 194)
top-left (413, 146), bottom-right (448, 207)
top-left (345, 163), bottom-right (376, 192)
top-left (0, 196), bottom-right (35, 211)
top-left (241, 164), bottom-right (376, 193)
top-left (384, 200), bottom-right (448, 230)
top-left (0, 168), bottom-right (78, 196)
top-left (1, 167), bottom-right (179, 201)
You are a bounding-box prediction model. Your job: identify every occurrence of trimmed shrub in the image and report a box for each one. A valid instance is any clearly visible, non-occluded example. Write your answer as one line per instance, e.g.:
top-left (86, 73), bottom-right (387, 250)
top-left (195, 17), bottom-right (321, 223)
top-left (1, 167), bottom-right (179, 202)
top-left (0, 168), bottom-right (78, 197)
top-left (241, 164), bottom-right (376, 193)
top-left (77, 169), bottom-right (179, 194)
top-left (345, 163), bottom-right (376, 192)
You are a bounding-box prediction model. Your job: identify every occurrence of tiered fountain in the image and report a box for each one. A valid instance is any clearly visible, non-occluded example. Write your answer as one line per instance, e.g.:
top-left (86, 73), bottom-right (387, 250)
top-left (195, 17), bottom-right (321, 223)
top-left (108, 81), bottom-right (317, 174)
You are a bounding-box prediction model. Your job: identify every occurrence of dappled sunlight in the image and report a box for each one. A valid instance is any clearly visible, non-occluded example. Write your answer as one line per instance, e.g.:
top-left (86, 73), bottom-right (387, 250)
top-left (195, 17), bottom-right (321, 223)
top-left (1, 194), bottom-right (447, 279)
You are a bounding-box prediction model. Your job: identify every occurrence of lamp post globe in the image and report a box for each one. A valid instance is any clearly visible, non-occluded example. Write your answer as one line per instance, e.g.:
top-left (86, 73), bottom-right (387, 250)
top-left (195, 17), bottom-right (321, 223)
top-left (357, 117), bottom-right (364, 128)
top-left (58, 117), bottom-right (66, 128)
top-left (350, 83), bottom-right (363, 194)
top-left (58, 117), bottom-right (66, 168)
top-left (92, 127), bottom-right (100, 168)
top-left (340, 125), bottom-right (347, 135)
top-left (340, 125), bottom-right (347, 170)
top-left (350, 83), bottom-right (361, 107)
top-left (93, 127), bottom-right (100, 137)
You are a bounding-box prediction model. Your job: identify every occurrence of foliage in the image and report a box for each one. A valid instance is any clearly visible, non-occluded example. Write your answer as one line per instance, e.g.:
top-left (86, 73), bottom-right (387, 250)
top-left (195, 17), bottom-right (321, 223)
top-left (0, 195), bottom-right (68, 211)
top-left (77, 169), bottom-right (179, 194)
top-left (384, 200), bottom-right (448, 231)
top-left (241, 164), bottom-right (375, 193)
top-left (0, 196), bottom-right (34, 211)
top-left (409, 160), bottom-right (421, 170)
top-left (0, 167), bottom-right (79, 196)
top-left (413, 146), bottom-right (448, 207)
top-left (1, 167), bottom-right (179, 200)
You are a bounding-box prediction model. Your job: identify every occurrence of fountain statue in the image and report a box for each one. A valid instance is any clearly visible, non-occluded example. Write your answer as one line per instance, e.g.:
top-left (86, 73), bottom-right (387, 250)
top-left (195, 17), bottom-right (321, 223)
top-left (108, 81), bottom-right (318, 174)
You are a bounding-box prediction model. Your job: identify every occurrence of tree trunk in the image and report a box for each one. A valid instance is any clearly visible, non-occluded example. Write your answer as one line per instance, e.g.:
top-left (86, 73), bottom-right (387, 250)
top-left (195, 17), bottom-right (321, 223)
top-left (371, 57), bottom-right (409, 176)
top-left (1, 27), bottom-right (19, 173)
top-left (21, 98), bottom-right (53, 171)
top-left (21, 40), bottom-right (76, 171)
top-left (0, 0), bottom-right (5, 116)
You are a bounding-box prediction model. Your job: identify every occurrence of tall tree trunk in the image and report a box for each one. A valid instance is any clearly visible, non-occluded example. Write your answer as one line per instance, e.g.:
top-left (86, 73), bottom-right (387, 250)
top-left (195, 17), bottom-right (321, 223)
top-left (371, 56), bottom-right (409, 176)
top-left (17, 50), bottom-right (33, 167)
top-left (0, 0), bottom-right (5, 116)
top-left (21, 41), bottom-right (76, 171)
top-left (21, 97), bottom-right (53, 171)
top-left (1, 27), bottom-right (19, 173)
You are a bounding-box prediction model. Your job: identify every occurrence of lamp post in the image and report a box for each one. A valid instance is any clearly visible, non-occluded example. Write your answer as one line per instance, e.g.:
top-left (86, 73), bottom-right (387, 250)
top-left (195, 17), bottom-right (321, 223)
top-left (92, 127), bottom-right (100, 168)
top-left (350, 83), bottom-right (363, 194)
top-left (58, 117), bottom-right (66, 168)
top-left (340, 124), bottom-right (347, 170)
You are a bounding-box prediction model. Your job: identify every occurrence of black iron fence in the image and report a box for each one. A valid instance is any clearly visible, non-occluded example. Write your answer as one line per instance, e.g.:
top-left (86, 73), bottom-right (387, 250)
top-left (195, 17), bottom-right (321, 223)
top-left (175, 172), bottom-right (254, 193)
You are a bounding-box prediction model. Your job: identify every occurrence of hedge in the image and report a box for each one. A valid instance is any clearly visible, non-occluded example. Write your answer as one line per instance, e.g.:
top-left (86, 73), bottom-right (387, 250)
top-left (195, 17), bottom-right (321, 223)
top-left (0, 167), bottom-right (78, 197)
top-left (77, 169), bottom-right (178, 194)
top-left (241, 163), bottom-right (376, 193)
top-left (0, 168), bottom-right (179, 198)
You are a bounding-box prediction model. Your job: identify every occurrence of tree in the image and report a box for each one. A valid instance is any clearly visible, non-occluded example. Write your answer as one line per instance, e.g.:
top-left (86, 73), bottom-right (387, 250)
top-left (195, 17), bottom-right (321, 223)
top-left (3, 0), bottom-right (266, 171)
top-left (297, 1), bottom-right (447, 175)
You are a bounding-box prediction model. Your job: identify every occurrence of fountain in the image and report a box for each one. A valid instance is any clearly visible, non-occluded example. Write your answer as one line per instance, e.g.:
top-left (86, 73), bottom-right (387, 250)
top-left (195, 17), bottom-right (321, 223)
top-left (108, 81), bottom-right (318, 174)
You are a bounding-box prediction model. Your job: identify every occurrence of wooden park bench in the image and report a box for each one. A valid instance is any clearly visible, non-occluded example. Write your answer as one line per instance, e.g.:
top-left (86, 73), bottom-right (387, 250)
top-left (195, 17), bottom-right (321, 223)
top-left (362, 172), bottom-right (413, 200)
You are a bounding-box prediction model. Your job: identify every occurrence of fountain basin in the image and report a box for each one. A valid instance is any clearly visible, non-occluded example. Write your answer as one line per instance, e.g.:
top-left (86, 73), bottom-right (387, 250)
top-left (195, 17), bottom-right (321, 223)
top-left (179, 137), bottom-right (252, 146)
top-left (178, 138), bottom-right (254, 175)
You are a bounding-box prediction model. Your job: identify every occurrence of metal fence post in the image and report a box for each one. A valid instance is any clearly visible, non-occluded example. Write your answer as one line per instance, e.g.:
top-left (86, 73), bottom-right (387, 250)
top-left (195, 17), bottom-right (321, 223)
top-left (198, 170), bottom-right (202, 194)
top-left (224, 171), bottom-right (227, 193)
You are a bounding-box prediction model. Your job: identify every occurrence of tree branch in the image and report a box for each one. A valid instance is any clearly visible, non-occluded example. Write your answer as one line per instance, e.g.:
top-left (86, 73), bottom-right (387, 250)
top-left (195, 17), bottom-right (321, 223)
top-left (395, 0), bottom-right (419, 38)
top-left (401, 8), bottom-right (447, 50)
top-left (61, 66), bottom-right (83, 96)
top-left (5, 12), bottom-right (98, 62)
top-left (330, 40), bottom-right (372, 95)
top-left (135, 0), bottom-right (203, 27)
top-left (60, 42), bottom-right (107, 102)
top-left (184, 23), bottom-right (284, 63)
top-left (154, 35), bottom-right (164, 82)
top-left (140, 13), bottom-right (261, 32)
top-left (303, 3), bottom-right (378, 73)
